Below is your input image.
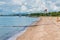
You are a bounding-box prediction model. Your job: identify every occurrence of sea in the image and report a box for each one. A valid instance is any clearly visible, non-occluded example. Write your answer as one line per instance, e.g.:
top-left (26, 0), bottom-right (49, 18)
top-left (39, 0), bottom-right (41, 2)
top-left (0, 16), bottom-right (38, 40)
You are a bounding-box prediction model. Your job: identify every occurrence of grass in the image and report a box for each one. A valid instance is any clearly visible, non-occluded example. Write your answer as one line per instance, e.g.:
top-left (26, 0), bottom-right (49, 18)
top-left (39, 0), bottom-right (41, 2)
top-left (28, 11), bottom-right (60, 17)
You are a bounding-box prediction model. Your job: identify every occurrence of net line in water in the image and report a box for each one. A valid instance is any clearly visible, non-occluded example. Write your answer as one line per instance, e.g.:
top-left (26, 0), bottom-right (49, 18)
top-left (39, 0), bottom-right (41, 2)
top-left (0, 24), bottom-right (38, 27)
top-left (0, 26), bottom-right (27, 40)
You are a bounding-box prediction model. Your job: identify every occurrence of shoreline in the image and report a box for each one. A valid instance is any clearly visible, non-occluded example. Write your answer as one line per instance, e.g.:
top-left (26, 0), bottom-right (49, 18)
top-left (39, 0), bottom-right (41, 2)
top-left (7, 27), bottom-right (28, 40)
top-left (16, 17), bottom-right (60, 40)
top-left (7, 17), bottom-right (40, 40)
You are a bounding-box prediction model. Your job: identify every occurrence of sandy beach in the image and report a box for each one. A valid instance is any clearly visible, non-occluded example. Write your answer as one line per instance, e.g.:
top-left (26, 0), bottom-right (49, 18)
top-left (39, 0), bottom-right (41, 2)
top-left (16, 17), bottom-right (60, 40)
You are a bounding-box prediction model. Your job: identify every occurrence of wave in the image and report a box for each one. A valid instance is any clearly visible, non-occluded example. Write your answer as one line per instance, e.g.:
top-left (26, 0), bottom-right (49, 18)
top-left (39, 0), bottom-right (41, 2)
top-left (7, 27), bottom-right (28, 40)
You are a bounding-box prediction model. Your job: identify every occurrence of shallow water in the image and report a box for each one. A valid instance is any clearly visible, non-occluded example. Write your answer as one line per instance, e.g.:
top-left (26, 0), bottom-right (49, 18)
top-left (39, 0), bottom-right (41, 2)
top-left (0, 16), bottom-right (38, 40)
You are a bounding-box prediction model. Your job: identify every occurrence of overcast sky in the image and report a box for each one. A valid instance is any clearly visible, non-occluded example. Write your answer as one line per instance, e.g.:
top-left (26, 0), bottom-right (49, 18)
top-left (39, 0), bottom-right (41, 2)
top-left (0, 0), bottom-right (60, 14)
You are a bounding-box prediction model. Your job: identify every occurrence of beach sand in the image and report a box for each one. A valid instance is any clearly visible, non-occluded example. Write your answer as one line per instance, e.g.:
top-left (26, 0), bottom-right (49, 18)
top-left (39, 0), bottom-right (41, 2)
top-left (16, 17), bottom-right (60, 40)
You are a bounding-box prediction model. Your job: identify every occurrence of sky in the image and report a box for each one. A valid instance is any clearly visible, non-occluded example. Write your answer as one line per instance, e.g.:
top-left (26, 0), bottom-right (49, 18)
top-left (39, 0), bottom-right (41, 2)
top-left (0, 0), bottom-right (60, 14)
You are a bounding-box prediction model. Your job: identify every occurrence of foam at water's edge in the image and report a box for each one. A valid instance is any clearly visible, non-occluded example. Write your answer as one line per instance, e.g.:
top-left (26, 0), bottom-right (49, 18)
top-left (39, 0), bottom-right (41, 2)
top-left (7, 27), bottom-right (28, 40)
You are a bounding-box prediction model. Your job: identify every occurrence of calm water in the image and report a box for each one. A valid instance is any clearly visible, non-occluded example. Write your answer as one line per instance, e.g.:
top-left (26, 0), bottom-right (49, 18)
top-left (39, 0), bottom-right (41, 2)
top-left (0, 16), bottom-right (38, 40)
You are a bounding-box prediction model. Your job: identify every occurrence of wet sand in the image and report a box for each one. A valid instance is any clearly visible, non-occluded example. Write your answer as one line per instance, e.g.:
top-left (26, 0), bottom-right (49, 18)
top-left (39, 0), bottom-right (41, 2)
top-left (16, 17), bottom-right (60, 40)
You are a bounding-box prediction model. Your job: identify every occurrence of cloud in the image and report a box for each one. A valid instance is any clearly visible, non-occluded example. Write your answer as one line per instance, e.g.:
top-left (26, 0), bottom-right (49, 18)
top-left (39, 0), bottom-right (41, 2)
top-left (0, 1), bottom-right (6, 5)
top-left (21, 5), bottom-right (28, 12)
top-left (12, 0), bottom-right (26, 5)
top-left (0, 0), bottom-right (60, 14)
top-left (12, 0), bottom-right (60, 12)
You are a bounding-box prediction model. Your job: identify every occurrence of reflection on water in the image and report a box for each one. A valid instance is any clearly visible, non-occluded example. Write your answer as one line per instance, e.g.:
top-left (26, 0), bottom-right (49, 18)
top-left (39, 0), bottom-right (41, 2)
top-left (0, 16), bottom-right (38, 40)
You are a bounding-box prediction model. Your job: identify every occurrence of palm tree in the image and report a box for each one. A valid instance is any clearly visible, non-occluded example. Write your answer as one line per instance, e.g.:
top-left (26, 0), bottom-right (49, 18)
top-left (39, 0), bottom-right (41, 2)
top-left (44, 9), bottom-right (47, 13)
top-left (44, 9), bottom-right (48, 16)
